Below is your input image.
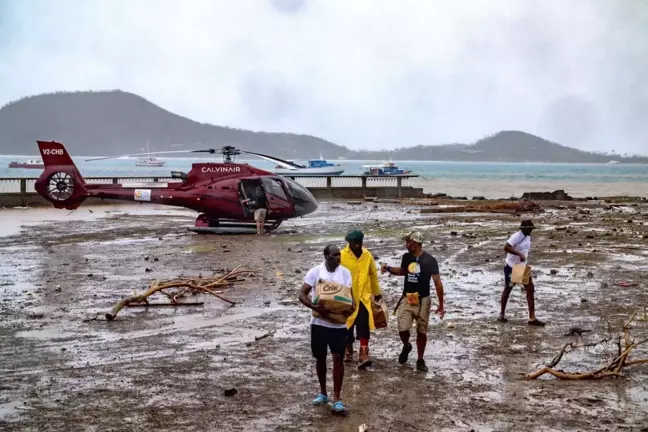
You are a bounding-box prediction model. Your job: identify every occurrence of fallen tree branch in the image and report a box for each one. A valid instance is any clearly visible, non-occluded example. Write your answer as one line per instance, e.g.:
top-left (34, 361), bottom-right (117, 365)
top-left (255, 330), bottom-right (276, 341)
top-left (125, 301), bottom-right (205, 307)
top-left (105, 268), bottom-right (253, 320)
top-left (526, 312), bottom-right (648, 380)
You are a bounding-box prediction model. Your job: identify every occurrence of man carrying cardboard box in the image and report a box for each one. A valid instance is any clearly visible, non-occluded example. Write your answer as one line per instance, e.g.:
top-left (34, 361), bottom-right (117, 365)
top-left (299, 244), bottom-right (355, 415)
top-left (499, 219), bottom-right (545, 326)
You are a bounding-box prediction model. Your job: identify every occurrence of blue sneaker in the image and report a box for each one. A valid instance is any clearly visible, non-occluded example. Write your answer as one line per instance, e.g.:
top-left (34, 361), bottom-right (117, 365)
top-left (330, 400), bottom-right (348, 415)
top-left (312, 393), bottom-right (329, 406)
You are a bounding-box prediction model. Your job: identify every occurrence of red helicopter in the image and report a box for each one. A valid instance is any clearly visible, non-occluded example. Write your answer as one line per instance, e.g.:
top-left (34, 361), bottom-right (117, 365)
top-left (33, 140), bottom-right (319, 233)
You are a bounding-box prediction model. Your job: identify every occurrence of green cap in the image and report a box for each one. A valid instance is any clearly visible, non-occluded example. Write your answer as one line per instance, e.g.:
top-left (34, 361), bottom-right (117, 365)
top-left (345, 230), bottom-right (364, 242)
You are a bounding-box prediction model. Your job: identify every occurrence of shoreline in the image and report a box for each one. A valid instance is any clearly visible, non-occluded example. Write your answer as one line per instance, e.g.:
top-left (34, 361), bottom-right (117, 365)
top-left (412, 179), bottom-right (648, 199)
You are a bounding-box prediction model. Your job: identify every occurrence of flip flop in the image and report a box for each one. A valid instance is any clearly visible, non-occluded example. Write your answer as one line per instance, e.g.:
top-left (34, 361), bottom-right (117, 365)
top-left (330, 400), bottom-right (348, 415)
top-left (528, 319), bottom-right (546, 326)
top-left (312, 393), bottom-right (329, 406)
top-left (615, 281), bottom-right (638, 287)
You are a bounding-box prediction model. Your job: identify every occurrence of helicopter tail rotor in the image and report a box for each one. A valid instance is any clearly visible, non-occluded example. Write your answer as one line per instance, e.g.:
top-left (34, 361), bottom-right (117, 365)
top-left (35, 141), bottom-right (89, 210)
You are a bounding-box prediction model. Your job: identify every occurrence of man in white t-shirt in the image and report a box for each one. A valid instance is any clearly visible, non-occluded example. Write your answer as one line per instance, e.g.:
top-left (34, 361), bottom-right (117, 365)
top-left (298, 244), bottom-right (355, 415)
top-left (498, 220), bottom-right (545, 326)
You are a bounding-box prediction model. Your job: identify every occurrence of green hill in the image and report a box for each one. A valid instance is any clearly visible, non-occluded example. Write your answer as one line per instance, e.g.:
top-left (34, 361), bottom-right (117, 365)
top-left (0, 90), bottom-right (644, 163)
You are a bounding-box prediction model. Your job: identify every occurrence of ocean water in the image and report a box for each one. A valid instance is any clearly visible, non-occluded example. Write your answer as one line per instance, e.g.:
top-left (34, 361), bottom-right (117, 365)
top-left (2, 155), bottom-right (648, 183)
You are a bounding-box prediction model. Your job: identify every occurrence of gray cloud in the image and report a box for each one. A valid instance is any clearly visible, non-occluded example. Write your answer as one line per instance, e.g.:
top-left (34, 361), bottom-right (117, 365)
top-left (1, 0), bottom-right (647, 154)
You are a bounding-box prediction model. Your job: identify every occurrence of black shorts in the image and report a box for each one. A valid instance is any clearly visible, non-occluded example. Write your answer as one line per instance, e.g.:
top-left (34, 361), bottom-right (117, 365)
top-left (348, 302), bottom-right (370, 341)
top-left (311, 324), bottom-right (347, 359)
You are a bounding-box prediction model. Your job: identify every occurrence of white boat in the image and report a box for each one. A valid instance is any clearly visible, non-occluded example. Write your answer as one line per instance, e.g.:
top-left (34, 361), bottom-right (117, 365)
top-left (135, 157), bottom-right (166, 167)
top-left (362, 161), bottom-right (413, 176)
top-left (135, 142), bottom-right (166, 167)
top-left (274, 158), bottom-right (345, 176)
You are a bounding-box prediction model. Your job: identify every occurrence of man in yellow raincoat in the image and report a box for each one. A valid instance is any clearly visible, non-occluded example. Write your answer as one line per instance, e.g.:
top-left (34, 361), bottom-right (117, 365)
top-left (341, 230), bottom-right (382, 369)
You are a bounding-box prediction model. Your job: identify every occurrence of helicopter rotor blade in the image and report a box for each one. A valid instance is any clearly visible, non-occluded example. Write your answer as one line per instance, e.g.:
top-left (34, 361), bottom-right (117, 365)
top-left (190, 149), bottom-right (219, 154)
top-left (239, 150), bottom-right (305, 169)
top-left (84, 148), bottom-right (220, 162)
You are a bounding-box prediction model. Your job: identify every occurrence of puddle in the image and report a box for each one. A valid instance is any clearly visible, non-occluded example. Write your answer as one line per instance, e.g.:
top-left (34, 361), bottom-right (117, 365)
top-left (0, 399), bottom-right (30, 422)
top-left (84, 237), bottom-right (160, 246)
top-left (0, 204), bottom-right (197, 237)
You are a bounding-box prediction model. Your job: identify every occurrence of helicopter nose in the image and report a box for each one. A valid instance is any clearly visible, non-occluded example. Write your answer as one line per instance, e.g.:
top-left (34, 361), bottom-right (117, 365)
top-left (284, 178), bottom-right (319, 217)
top-left (295, 195), bottom-right (318, 216)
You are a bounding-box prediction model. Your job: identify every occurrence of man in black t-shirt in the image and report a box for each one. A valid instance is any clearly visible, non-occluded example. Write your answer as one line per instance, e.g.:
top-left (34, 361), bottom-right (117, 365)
top-left (381, 231), bottom-right (445, 372)
top-left (242, 184), bottom-right (268, 235)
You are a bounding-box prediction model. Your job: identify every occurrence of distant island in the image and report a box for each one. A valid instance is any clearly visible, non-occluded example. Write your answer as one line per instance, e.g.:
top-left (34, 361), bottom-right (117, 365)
top-left (0, 90), bottom-right (645, 163)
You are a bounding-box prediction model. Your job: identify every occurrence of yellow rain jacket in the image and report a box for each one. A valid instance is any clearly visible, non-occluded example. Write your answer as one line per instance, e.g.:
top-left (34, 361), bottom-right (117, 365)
top-left (341, 245), bottom-right (381, 330)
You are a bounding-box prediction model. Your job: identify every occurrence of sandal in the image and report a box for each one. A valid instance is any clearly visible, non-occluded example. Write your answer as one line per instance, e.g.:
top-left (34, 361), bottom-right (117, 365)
top-left (528, 319), bottom-right (546, 326)
top-left (330, 400), bottom-right (348, 415)
top-left (312, 393), bottom-right (329, 406)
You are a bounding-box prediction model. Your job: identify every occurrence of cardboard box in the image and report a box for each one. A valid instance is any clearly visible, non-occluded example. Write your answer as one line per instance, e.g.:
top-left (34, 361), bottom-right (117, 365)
top-left (312, 279), bottom-right (354, 324)
top-left (511, 263), bottom-right (532, 285)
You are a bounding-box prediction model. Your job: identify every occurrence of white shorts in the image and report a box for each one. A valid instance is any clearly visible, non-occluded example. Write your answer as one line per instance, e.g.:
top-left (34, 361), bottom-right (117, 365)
top-left (254, 208), bottom-right (267, 222)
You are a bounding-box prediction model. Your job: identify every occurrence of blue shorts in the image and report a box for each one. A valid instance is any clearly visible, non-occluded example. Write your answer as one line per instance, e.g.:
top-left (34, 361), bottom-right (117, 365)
top-left (504, 264), bottom-right (532, 288)
top-left (504, 264), bottom-right (513, 289)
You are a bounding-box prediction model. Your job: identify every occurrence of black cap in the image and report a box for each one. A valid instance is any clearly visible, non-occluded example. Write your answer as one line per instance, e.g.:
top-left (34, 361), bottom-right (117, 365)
top-left (520, 219), bottom-right (535, 229)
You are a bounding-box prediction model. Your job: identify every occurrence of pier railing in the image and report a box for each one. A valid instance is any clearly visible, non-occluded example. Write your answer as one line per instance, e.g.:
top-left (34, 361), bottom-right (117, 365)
top-left (0, 175), bottom-right (419, 196)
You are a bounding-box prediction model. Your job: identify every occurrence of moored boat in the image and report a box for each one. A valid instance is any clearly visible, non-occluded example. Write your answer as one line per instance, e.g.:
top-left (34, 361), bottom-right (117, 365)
top-left (135, 157), bottom-right (166, 167)
top-left (274, 158), bottom-right (345, 176)
top-left (8, 158), bottom-right (44, 169)
top-left (362, 161), bottom-right (412, 176)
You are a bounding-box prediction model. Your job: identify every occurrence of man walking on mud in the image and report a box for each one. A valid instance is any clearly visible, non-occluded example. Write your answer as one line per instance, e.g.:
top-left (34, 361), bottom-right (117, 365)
top-left (498, 219), bottom-right (545, 326)
top-left (299, 245), bottom-right (355, 414)
top-left (340, 230), bottom-right (382, 369)
top-left (381, 231), bottom-right (445, 372)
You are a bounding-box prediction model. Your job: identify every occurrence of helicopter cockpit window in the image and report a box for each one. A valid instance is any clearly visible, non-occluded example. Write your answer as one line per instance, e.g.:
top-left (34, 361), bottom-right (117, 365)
top-left (285, 180), bottom-right (311, 204)
top-left (264, 179), bottom-right (289, 201)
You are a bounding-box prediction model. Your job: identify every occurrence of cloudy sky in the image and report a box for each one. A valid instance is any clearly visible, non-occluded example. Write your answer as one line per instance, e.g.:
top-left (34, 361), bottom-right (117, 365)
top-left (1, 0), bottom-right (647, 153)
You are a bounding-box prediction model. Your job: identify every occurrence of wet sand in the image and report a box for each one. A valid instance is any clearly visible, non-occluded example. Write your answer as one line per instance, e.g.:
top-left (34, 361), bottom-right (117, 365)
top-left (1, 202), bottom-right (648, 431)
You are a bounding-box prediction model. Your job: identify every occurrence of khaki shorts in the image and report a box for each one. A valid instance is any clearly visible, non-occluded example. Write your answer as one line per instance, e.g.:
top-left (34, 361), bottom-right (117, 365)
top-left (254, 208), bottom-right (267, 222)
top-left (397, 295), bottom-right (431, 334)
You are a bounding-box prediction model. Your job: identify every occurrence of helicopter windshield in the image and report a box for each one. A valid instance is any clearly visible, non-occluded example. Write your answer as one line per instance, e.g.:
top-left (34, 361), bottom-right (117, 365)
top-left (283, 178), bottom-right (318, 216)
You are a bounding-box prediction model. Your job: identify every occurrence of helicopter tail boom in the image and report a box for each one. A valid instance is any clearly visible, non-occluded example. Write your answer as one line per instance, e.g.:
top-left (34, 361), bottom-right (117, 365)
top-left (35, 141), bottom-right (89, 210)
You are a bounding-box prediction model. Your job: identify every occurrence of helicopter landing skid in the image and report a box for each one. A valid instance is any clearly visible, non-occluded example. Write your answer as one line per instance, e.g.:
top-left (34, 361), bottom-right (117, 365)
top-left (188, 215), bottom-right (283, 234)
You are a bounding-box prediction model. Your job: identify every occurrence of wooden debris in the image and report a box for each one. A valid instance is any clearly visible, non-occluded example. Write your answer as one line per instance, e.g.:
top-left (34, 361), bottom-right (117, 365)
top-left (105, 267), bottom-right (254, 321)
top-left (418, 201), bottom-right (541, 214)
top-left (255, 330), bottom-right (276, 341)
top-left (125, 301), bottom-right (205, 307)
top-left (526, 312), bottom-right (648, 380)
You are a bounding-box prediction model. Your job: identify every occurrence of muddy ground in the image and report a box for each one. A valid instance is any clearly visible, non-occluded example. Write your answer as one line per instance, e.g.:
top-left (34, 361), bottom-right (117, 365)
top-left (1, 200), bottom-right (648, 432)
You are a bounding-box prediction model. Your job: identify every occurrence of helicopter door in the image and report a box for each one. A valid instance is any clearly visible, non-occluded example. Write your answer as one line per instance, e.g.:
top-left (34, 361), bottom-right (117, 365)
top-left (261, 177), bottom-right (293, 218)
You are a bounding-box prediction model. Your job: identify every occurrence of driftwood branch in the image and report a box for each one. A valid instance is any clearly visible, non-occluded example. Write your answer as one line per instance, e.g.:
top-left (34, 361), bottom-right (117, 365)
top-left (105, 268), bottom-right (255, 321)
top-left (527, 312), bottom-right (648, 380)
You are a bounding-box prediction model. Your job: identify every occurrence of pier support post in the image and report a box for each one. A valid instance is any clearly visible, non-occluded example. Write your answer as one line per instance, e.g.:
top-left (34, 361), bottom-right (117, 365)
top-left (326, 176), bottom-right (332, 198)
top-left (397, 177), bottom-right (402, 198)
top-left (20, 179), bottom-right (26, 206)
top-left (361, 177), bottom-right (367, 199)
